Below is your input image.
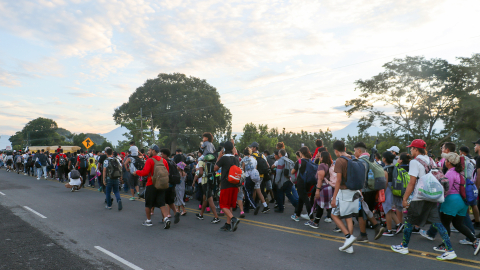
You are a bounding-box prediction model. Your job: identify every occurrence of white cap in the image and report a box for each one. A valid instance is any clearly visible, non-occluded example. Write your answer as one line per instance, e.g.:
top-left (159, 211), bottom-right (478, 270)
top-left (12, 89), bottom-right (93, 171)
top-left (387, 146), bottom-right (400, 153)
top-left (129, 146), bottom-right (139, 156)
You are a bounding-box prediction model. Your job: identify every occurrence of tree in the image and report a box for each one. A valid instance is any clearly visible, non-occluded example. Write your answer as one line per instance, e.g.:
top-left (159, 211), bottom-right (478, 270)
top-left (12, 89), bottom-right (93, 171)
top-left (113, 73), bottom-right (232, 153)
top-left (9, 117), bottom-right (66, 146)
top-left (235, 123), bottom-right (278, 154)
top-left (345, 56), bottom-right (479, 148)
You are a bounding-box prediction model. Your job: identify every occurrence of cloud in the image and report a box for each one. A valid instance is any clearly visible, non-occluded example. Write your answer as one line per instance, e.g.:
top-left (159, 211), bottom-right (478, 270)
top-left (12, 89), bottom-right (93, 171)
top-left (0, 68), bottom-right (21, 87)
top-left (68, 92), bottom-right (96, 97)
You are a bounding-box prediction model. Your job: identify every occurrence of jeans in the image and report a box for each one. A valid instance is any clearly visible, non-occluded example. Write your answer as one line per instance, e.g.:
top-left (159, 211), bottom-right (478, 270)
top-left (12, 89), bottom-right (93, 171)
top-left (36, 166), bottom-right (47, 178)
top-left (105, 178), bottom-right (121, 207)
top-left (403, 222), bottom-right (453, 250)
top-left (123, 171), bottom-right (130, 193)
top-left (276, 181), bottom-right (299, 211)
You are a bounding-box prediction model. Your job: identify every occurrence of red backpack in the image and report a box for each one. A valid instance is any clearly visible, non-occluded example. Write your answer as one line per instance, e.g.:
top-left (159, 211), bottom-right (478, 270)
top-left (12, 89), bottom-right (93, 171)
top-left (228, 164), bottom-right (242, 185)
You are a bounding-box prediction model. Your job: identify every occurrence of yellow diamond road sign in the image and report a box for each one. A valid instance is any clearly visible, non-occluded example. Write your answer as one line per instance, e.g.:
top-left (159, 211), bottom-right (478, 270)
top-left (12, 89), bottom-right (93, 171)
top-left (82, 138), bottom-right (94, 149)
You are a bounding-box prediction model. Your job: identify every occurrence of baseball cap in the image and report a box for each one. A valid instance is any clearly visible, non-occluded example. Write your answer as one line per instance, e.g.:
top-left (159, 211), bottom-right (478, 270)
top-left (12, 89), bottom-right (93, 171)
top-left (249, 142), bottom-right (259, 148)
top-left (386, 146), bottom-right (400, 153)
top-left (407, 139), bottom-right (426, 149)
top-left (459, 146), bottom-right (470, 154)
top-left (149, 144), bottom-right (160, 153)
top-left (472, 139), bottom-right (480, 145)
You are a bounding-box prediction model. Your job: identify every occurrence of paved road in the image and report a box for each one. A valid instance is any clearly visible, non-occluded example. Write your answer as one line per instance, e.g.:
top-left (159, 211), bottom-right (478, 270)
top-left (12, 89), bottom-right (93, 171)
top-left (0, 168), bottom-right (479, 270)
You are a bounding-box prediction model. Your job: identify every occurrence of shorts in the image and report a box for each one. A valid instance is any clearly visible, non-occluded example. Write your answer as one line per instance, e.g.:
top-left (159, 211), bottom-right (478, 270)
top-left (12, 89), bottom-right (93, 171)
top-left (265, 179), bottom-right (272, 190)
top-left (202, 181), bottom-right (214, 198)
top-left (145, 185), bottom-right (166, 208)
top-left (406, 200), bottom-right (441, 227)
top-left (440, 194), bottom-right (468, 217)
top-left (331, 189), bottom-right (360, 219)
top-left (165, 186), bottom-right (176, 205)
top-left (219, 187), bottom-right (239, 209)
top-left (127, 173), bottom-right (139, 188)
top-left (362, 190), bottom-right (377, 211)
top-left (253, 177), bottom-right (262, 189)
top-left (237, 187), bottom-right (244, 201)
top-left (383, 183), bottom-right (403, 213)
top-left (6, 160), bottom-right (12, 166)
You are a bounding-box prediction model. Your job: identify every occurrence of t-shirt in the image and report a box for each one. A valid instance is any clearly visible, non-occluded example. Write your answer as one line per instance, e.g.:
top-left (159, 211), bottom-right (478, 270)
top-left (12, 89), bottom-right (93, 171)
top-left (408, 155), bottom-right (430, 179)
top-left (216, 154), bottom-right (240, 190)
top-left (334, 154), bottom-right (351, 187)
top-left (240, 156), bottom-right (257, 176)
top-left (445, 167), bottom-right (461, 196)
top-left (197, 160), bottom-right (208, 184)
top-left (384, 165), bottom-right (394, 183)
top-left (201, 141), bottom-right (215, 155)
top-left (135, 155), bottom-right (169, 186)
top-left (317, 163), bottom-right (330, 183)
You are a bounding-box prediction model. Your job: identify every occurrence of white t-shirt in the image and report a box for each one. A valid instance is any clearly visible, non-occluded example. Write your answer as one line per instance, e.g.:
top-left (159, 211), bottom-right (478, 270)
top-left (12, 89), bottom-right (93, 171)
top-left (408, 155), bottom-right (430, 179)
top-left (68, 172), bottom-right (82, 186)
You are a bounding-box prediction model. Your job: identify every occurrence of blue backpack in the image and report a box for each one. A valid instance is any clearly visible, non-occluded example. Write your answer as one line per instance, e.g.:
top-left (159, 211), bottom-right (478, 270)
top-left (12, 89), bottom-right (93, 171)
top-left (465, 178), bottom-right (478, 206)
top-left (340, 156), bottom-right (366, 190)
top-left (299, 159), bottom-right (318, 186)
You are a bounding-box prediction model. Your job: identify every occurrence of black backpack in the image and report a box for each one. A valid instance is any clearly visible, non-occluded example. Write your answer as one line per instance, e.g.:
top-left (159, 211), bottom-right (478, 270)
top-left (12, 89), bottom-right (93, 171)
top-left (166, 159), bottom-right (181, 185)
top-left (107, 158), bottom-right (122, 179)
top-left (70, 169), bottom-right (81, 179)
top-left (131, 156), bottom-right (145, 170)
top-left (253, 153), bottom-right (270, 175)
top-left (79, 156), bottom-right (88, 170)
top-left (59, 155), bottom-right (67, 166)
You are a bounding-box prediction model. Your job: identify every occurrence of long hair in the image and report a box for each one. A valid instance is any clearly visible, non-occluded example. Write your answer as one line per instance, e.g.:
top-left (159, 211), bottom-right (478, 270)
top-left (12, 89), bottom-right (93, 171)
top-left (299, 146), bottom-right (312, 159)
top-left (320, 151), bottom-right (333, 167)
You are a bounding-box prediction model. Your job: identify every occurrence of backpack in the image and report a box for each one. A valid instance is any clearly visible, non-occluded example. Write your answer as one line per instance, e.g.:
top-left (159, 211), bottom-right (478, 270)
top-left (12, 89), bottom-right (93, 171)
top-left (152, 157), bottom-right (169, 190)
top-left (129, 156), bottom-right (145, 172)
top-left (16, 155), bottom-right (22, 163)
top-left (166, 159), bottom-right (181, 185)
top-left (325, 164), bottom-right (337, 187)
top-left (339, 156), bottom-right (366, 190)
top-left (228, 164), bottom-right (243, 185)
top-left (465, 177), bottom-right (478, 206)
top-left (79, 156), bottom-right (89, 170)
top-left (391, 164), bottom-right (410, 197)
top-left (106, 158), bottom-right (122, 179)
top-left (298, 159), bottom-right (319, 186)
top-left (359, 156), bottom-right (387, 190)
top-left (415, 157), bottom-right (449, 193)
top-left (463, 156), bottom-right (476, 180)
top-left (283, 157), bottom-right (295, 178)
top-left (252, 153), bottom-right (269, 175)
top-left (59, 155), bottom-right (67, 166)
top-left (70, 169), bottom-right (81, 179)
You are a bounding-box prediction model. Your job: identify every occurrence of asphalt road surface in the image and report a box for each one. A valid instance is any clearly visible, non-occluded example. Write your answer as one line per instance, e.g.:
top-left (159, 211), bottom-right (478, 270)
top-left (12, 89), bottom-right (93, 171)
top-left (0, 168), bottom-right (479, 270)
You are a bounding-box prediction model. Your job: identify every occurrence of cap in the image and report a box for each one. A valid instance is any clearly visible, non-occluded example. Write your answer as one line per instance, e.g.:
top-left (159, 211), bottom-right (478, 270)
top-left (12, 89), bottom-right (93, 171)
top-left (472, 139), bottom-right (480, 145)
top-left (176, 148), bottom-right (182, 153)
top-left (407, 139), bottom-right (426, 149)
top-left (149, 144), bottom-right (160, 153)
top-left (386, 146), bottom-right (400, 153)
top-left (104, 147), bottom-right (111, 151)
top-left (121, 152), bottom-right (126, 156)
top-left (459, 146), bottom-right (470, 154)
top-left (249, 142), bottom-right (259, 148)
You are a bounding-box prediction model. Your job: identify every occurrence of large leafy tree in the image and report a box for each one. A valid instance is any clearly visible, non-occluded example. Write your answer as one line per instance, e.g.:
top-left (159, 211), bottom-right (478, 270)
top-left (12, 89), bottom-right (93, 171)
top-left (113, 73), bottom-right (232, 153)
top-left (345, 55), bottom-right (480, 149)
top-left (9, 117), bottom-right (66, 147)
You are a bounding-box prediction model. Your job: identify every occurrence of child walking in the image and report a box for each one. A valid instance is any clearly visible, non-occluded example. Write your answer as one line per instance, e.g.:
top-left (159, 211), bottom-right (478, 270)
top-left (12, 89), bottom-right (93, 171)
top-left (175, 162), bottom-right (187, 215)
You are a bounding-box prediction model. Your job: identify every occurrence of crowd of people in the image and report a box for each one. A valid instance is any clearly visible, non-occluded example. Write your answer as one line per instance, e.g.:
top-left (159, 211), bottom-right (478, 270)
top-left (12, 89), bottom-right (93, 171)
top-left (2, 135), bottom-right (480, 261)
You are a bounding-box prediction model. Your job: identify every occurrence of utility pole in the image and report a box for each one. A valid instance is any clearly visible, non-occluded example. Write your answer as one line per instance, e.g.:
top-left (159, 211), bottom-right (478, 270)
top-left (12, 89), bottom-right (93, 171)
top-left (135, 108), bottom-right (148, 148)
top-left (150, 112), bottom-right (154, 145)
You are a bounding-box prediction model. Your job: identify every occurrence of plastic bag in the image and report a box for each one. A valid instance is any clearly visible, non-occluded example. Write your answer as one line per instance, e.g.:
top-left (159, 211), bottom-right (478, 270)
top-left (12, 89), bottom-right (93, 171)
top-left (412, 172), bottom-right (444, 203)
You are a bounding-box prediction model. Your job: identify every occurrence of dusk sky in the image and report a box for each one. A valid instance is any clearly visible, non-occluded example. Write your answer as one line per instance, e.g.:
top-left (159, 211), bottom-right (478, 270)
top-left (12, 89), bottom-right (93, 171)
top-left (1, 0), bottom-right (479, 137)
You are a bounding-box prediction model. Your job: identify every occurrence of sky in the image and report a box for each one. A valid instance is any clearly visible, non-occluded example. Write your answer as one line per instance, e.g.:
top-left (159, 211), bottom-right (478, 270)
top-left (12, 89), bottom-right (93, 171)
top-left (0, 0), bottom-right (479, 138)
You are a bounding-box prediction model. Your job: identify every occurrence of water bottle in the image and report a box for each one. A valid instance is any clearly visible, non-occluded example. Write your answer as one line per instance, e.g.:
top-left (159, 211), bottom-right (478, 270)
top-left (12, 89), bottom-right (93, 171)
top-left (403, 194), bottom-right (413, 214)
top-left (368, 169), bottom-right (374, 183)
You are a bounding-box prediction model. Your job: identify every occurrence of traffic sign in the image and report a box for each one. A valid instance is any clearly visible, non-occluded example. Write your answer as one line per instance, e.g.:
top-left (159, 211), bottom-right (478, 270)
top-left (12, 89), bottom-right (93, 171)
top-left (6, 146), bottom-right (11, 150)
top-left (82, 138), bottom-right (94, 149)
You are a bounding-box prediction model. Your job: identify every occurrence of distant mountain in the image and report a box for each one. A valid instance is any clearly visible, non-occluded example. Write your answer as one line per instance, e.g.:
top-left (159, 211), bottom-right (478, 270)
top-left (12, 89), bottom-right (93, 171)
top-left (332, 121), bottom-right (384, 139)
top-left (0, 135), bottom-right (12, 150)
top-left (100, 126), bottom-right (129, 146)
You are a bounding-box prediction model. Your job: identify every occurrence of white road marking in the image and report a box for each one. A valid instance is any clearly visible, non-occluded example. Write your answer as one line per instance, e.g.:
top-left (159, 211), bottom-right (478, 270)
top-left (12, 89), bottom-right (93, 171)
top-left (94, 246), bottom-right (143, 270)
top-left (23, 206), bottom-right (47, 219)
top-left (0, 191), bottom-right (5, 195)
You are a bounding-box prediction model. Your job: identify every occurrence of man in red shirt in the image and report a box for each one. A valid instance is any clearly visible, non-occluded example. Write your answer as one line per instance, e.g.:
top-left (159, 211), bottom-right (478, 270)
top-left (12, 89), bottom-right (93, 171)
top-left (133, 145), bottom-right (171, 228)
top-left (55, 149), bottom-right (67, 182)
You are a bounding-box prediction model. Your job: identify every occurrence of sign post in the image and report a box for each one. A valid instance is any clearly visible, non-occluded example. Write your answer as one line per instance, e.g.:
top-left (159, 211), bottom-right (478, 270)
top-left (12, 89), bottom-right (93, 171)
top-left (82, 138), bottom-right (94, 149)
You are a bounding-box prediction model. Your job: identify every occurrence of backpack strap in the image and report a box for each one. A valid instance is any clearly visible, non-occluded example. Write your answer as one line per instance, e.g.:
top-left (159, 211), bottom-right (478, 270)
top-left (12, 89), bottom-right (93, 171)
top-left (415, 157), bottom-right (431, 174)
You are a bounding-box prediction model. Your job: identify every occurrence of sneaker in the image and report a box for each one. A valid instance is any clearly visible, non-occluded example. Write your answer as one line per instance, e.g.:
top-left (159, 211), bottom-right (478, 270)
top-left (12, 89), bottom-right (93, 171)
top-left (304, 221), bottom-right (311, 226)
top-left (37, 178), bottom-right (40, 180)
top-left (129, 197), bottom-right (135, 201)
top-left (357, 235), bottom-right (368, 243)
top-left (220, 223), bottom-right (231, 231)
top-left (164, 218), bottom-right (171, 229)
top-left (412, 227), bottom-right (420, 234)
top-left (433, 243), bottom-right (446, 252)
top-left (450, 227), bottom-right (459, 233)
top-left (333, 227), bottom-right (342, 233)
top-left (395, 224), bottom-right (405, 235)
top-left (383, 230), bottom-right (395, 237)
top-left (118, 200), bottom-right (122, 211)
top-left (308, 222), bottom-right (319, 229)
top-left (274, 209), bottom-right (284, 213)
top-left (219, 210), bottom-right (225, 216)
top-left (71, 187), bottom-right (75, 192)
top-left (274, 204), bottom-right (279, 209)
top-left (436, 251), bottom-right (457, 261)
top-left (174, 212), bottom-right (180, 224)
top-left (239, 212), bottom-right (245, 218)
top-left (300, 214), bottom-right (310, 220)
top-left (291, 215), bottom-right (300, 222)
top-left (231, 217), bottom-right (240, 232)
top-left (339, 246), bottom-right (354, 254)
top-left (23, 173), bottom-right (27, 175)
top-left (211, 218), bottom-right (221, 224)
top-left (254, 206), bottom-right (261, 215)
top-left (196, 213), bottom-right (204, 220)
top-left (391, 244), bottom-right (409, 255)
top-left (420, 229), bottom-right (434, 241)
top-left (324, 218), bottom-right (332, 223)
top-left (105, 206), bottom-right (112, 210)
top-left (459, 239), bottom-right (473, 245)
top-left (142, 220), bottom-right (153, 226)
top-left (374, 226), bottom-right (386, 240)
top-left (474, 239), bottom-right (480, 256)
top-left (339, 236), bottom-right (356, 250)
top-left (261, 206), bottom-right (270, 214)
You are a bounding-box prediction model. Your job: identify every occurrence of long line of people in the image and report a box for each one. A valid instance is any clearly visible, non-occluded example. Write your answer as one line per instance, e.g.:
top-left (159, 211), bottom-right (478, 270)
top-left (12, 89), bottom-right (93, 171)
top-left (2, 136), bottom-right (480, 261)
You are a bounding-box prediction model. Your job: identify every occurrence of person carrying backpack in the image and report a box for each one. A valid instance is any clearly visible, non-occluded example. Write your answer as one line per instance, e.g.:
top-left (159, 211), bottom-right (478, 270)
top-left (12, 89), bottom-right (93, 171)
top-left (391, 139), bottom-right (457, 261)
top-left (273, 149), bottom-right (299, 213)
top-left (390, 153), bottom-right (411, 235)
top-left (241, 147), bottom-right (269, 215)
top-left (291, 147), bottom-right (316, 222)
top-left (382, 151), bottom-right (403, 237)
top-left (160, 148), bottom-right (181, 226)
top-left (307, 151), bottom-right (334, 229)
top-left (15, 153), bottom-right (23, 174)
top-left (76, 150), bottom-right (89, 188)
top-left (56, 149), bottom-right (68, 182)
top-left (102, 148), bottom-right (123, 211)
top-left (124, 151), bottom-right (143, 200)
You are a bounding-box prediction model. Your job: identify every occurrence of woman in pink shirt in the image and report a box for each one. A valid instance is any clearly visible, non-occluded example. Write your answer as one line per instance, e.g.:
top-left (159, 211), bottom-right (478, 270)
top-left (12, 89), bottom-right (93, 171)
top-left (438, 152), bottom-right (480, 254)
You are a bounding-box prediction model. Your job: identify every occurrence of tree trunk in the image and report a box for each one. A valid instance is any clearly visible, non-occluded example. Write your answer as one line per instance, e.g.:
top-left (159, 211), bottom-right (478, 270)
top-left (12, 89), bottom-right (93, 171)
top-left (170, 137), bottom-right (177, 155)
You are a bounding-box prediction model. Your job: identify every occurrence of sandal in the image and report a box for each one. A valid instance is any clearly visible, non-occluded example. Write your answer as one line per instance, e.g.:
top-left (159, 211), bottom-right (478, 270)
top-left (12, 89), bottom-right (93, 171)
top-left (181, 212), bottom-right (187, 216)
